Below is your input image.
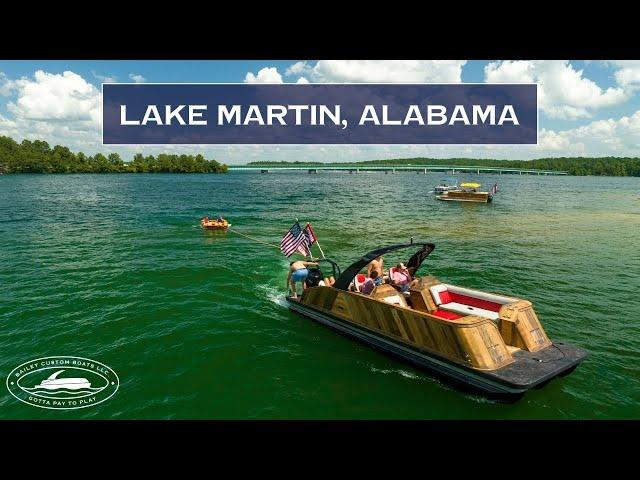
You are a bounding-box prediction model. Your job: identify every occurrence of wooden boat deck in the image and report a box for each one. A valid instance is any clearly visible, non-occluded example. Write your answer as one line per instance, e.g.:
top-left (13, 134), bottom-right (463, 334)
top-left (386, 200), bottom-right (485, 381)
top-left (288, 295), bottom-right (586, 397)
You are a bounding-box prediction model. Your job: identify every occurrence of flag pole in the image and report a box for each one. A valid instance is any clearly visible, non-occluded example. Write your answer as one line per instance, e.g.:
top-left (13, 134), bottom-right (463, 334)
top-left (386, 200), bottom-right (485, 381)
top-left (315, 239), bottom-right (326, 259)
top-left (307, 221), bottom-right (326, 259)
top-left (300, 219), bottom-right (326, 260)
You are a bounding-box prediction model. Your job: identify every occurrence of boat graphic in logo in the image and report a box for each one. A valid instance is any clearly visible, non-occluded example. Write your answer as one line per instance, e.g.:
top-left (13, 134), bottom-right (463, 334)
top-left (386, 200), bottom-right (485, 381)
top-left (6, 356), bottom-right (119, 410)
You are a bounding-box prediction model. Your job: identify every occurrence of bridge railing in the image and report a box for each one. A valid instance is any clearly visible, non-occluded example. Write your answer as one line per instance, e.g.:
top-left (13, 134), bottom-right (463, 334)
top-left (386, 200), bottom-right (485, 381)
top-left (229, 165), bottom-right (569, 175)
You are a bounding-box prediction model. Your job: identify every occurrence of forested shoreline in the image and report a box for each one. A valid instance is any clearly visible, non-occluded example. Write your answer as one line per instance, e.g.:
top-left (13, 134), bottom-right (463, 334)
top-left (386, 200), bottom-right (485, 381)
top-left (0, 136), bottom-right (228, 174)
top-left (2, 134), bottom-right (639, 176)
top-left (248, 157), bottom-right (640, 177)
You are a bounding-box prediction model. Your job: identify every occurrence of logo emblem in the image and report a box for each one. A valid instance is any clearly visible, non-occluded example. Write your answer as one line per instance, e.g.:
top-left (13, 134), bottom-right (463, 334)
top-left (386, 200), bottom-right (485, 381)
top-left (6, 356), bottom-right (119, 410)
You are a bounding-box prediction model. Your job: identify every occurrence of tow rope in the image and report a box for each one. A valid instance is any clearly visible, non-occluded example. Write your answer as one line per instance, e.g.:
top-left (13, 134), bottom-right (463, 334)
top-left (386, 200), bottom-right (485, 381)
top-left (227, 227), bottom-right (282, 251)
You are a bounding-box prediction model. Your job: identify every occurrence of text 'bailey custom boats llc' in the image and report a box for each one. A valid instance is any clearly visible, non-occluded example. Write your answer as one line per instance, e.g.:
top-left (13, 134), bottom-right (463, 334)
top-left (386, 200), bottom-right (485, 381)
top-left (286, 242), bottom-right (587, 399)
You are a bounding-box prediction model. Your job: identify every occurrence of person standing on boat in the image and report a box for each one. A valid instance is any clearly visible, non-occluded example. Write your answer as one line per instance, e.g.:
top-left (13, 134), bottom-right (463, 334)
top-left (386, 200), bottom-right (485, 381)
top-left (367, 256), bottom-right (384, 285)
top-left (287, 260), bottom-right (319, 299)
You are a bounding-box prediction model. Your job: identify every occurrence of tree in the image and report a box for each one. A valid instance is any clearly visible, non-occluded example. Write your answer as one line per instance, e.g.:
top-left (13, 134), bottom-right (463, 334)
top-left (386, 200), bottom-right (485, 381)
top-left (108, 153), bottom-right (123, 168)
top-left (0, 136), bottom-right (230, 174)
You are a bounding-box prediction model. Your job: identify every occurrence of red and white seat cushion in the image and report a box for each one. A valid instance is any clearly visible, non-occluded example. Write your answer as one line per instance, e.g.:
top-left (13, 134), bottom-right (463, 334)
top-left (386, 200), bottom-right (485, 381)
top-left (429, 284), bottom-right (517, 320)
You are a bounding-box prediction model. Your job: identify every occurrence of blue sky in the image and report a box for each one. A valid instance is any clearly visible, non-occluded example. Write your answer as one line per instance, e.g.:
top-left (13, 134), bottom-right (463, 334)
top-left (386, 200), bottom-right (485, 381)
top-left (1, 60), bottom-right (639, 163)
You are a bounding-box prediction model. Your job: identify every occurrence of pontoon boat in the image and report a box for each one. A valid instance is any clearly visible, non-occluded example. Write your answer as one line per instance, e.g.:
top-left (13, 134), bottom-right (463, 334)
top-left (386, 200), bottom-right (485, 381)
top-left (436, 182), bottom-right (493, 203)
top-left (286, 242), bottom-right (587, 399)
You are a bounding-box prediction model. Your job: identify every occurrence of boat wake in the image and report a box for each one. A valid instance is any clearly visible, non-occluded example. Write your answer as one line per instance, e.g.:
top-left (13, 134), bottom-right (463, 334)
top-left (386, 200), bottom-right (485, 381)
top-left (369, 365), bottom-right (424, 380)
top-left (256, 283), bottom-right (288, 308)
top-left (367, 364), bottom-right (495, 404)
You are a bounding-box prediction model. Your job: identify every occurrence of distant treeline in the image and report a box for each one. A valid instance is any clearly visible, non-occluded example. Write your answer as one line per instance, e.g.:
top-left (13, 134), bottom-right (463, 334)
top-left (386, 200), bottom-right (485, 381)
top-left (248, 157), bottom-right (640, 176)
top-left (0, 136), bottom-right (228, 174)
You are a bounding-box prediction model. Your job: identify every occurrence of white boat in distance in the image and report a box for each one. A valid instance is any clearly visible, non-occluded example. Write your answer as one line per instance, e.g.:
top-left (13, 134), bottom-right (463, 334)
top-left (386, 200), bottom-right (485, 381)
top-left (35, 370), bottom-right (91, 390)
top-left (434, 184), bottom-right (459, 194)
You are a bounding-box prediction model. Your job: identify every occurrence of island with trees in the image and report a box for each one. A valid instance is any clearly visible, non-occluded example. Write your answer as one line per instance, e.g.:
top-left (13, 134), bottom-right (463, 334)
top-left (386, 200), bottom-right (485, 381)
top-left (0, 136), bottom-right (228, 174)
top-left (247, 157), bottom-right (640, 177)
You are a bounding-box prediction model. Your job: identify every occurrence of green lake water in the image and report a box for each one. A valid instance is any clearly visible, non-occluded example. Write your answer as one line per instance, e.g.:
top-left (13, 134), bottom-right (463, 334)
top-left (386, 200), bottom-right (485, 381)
top-left (1, 172), bottom-right (639, 419)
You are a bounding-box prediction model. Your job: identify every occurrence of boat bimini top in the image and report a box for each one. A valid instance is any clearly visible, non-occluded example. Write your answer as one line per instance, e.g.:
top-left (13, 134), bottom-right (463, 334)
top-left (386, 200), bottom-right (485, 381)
top-left (333, 242), bottom-right (435, 290)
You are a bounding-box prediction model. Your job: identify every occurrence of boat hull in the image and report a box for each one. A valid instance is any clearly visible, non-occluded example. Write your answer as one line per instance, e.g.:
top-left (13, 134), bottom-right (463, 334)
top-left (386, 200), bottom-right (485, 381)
top-left (436, 192), bottom-right (492, 203)
top-left (287, 297), bottom-right (586, 399)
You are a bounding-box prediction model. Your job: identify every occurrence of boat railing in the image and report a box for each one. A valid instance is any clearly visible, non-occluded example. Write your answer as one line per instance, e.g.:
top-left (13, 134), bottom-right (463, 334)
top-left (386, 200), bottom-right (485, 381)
top-left (316, 258), bottom-right (341, 279)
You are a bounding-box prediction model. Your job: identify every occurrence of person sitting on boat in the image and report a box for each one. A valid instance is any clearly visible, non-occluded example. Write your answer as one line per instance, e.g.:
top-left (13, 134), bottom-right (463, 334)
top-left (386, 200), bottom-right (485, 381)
top-left (216, 216), bottom-right (224, 223)
top-left (391, 263), bottom-right (416, 292)
top-left (367, 256), bottom-right (384, 285)
top-left (321, 276), bottom-right (335, 287)
top-left (360, 271), bottom-right (379, 295)
top-left (287, 260), bottom-right (319, 299)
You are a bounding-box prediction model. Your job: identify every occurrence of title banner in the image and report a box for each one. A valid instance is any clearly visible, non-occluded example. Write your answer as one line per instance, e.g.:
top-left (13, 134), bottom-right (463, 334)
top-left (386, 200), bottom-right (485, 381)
top-left (102, 84), bottom-right (537, 145)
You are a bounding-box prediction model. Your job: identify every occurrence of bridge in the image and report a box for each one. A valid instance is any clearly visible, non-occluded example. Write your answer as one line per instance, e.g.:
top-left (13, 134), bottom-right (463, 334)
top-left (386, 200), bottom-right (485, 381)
top-left (229, 165), bottom-right (569, 175)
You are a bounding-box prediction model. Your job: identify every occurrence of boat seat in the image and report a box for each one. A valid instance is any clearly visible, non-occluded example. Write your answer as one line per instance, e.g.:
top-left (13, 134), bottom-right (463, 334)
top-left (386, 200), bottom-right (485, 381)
top-left (439, 302), bottom-right (500, 320)
top-left (429, 283), bottom-right (518, 321)
top-left (352, 274), bottom-right (367, 292)
top-left (431, 309), bottom-right (463, 320)
top-left (370, 284), bottom-right (409, 308)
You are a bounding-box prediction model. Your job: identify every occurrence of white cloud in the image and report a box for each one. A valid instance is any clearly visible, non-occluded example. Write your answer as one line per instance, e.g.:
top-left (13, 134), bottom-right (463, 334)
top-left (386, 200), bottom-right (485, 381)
top-left (0, 113), bottom-right (19, 134)
top-left (7, 70), bottom-right (102, 125)
top-left (129, 73), bottom-right (147, 83)
top-left (0, 111), bottom-right (102, 152)
top-left (284, 60), bottom-right (467, 83)
top-left (0, 70), bottom-right (107, 154)
top-left (607, 60), bottom-right (640, 89)
top-left (244, 67), bottom-right (283, 84)
top-left (0, 72), bottom-right (17, 96)
top-left (484, 60), bottom-right (627, 120)
top-left (92, 71), bottom-right (118, 83)
top-left (536, 129), bottom-right (572, 151)
top-left (244, 60), bottom-right (467, 84)
top-left (285, 62), bottom-right (309, 76)
top-left (615, 68), bottom-right (640, 88)
top-left (538, 110), bottom-right (640, 154)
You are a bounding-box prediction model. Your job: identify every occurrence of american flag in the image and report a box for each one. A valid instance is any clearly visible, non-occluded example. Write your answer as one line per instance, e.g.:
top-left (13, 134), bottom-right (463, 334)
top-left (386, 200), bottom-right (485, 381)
top-left (280, 222), bottom-right (310, 257)
top-left (303, 223), bottom-right (317, 246)
top-left (490, 183), bottom-right (498, 195)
